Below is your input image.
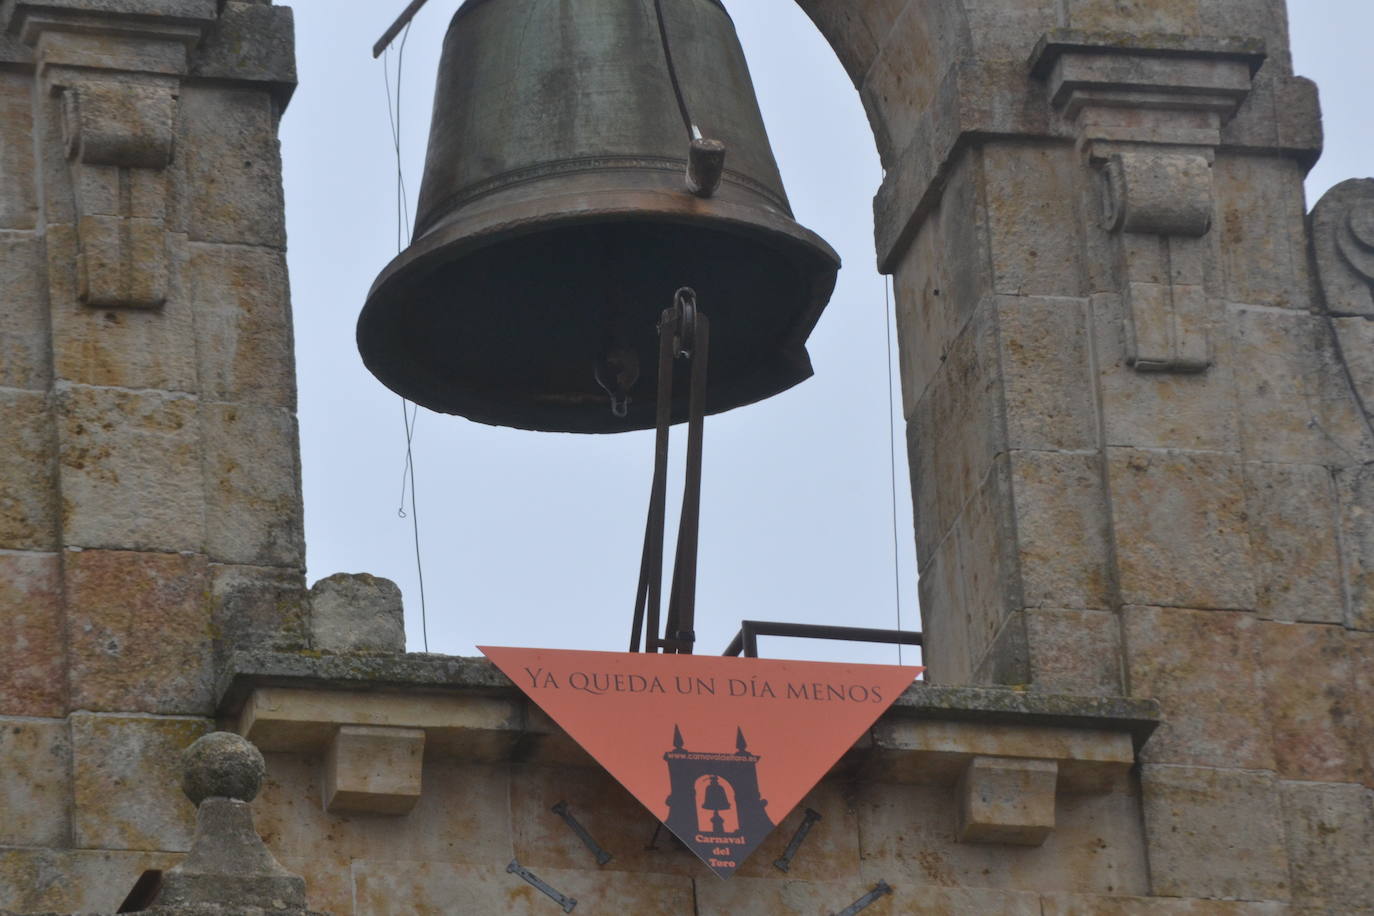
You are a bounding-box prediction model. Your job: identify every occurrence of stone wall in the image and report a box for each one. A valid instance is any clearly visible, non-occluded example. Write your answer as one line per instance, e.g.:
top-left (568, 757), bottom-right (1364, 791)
top-left (0, 2), bottom-right (303, 912)
top-left (1, 0), bottom-right (1371, 913)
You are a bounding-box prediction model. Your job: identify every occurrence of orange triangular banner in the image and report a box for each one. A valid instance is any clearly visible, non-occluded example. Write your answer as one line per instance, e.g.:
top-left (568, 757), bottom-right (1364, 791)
top-left (481, 647), bottom-right (921, 878)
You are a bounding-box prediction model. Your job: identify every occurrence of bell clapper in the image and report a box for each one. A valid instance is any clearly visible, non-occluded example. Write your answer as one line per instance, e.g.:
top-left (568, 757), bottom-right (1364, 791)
top-left (594, 346), bottom-right (639, 420)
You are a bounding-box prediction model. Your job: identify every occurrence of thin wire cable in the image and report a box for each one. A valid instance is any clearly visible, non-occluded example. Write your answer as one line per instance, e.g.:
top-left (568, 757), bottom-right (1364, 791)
top-left (382, 23), bottom-right (429, 651)
top-left (884, 275), bottom-right (903, 664)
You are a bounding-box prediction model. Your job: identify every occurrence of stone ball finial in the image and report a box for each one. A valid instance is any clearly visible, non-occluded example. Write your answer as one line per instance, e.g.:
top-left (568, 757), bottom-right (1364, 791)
top-left (181, 732), bottom-right (266, 806)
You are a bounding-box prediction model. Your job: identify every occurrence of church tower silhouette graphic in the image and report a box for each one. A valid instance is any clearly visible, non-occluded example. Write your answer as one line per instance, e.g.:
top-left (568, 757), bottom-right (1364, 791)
top-left (664, 724), bottom-right (775, 874)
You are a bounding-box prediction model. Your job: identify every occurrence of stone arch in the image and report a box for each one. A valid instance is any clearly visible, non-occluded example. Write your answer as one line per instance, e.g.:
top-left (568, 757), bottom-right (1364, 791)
top-left (791, 1), bottom-right (974, 170)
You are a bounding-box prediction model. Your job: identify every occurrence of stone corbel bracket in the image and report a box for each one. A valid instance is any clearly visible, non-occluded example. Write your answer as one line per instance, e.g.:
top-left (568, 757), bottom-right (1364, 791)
top-left (9, 0), bottom-right (218, 309)
top-left (59, 76), bottom-right (178, 308)
top-left (1032, 31), bottom-right (1266, 373)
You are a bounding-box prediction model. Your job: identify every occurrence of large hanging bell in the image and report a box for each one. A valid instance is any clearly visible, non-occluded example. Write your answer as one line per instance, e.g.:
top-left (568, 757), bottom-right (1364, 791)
top-left (358, 0), bottom-right (840, 433)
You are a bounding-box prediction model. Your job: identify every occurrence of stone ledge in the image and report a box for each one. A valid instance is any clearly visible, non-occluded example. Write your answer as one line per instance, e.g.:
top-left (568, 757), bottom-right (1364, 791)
top-left (218, 650), bottom-right (1158, 786)
top-left (1028, 30), bottom-right (1267, 81)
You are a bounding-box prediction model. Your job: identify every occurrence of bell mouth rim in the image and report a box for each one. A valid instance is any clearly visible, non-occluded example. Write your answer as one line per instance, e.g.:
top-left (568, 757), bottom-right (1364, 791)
top-left (358, 187), bottom-right (841, 433)
top-left (365, 186), bottom-right (839, 310)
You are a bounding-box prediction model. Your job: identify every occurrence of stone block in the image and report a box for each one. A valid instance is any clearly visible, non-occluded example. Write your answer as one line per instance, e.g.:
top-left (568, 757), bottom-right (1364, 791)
top-left (700, 878), bottom-right (1042, 916)
top-left (858, 780), bottom-right (1148, 895)
top-left (962, 0), bottom-right (1059, 60)
top-left (909, 295), bottom-right (1004, 560)
top-left (210, 563), bottom-right (308, 662)
top-left (0, 232), bottom-right (50, 389)
top-left (1280, 780), bottom-right (1374, 910)
top-left (1024, 608), bottom-right (1123, 696)
top-left (1064, 0), bottom-right (1202, 32)
top-left (1357, 633), bottom-right (1374, 789)
top-left (1213, 154), bottom-right (1309, 309)
top-left (1140, 764), bottom-right (1288, 901)
top-left (892, 153), bottom-right (992, 413)
top-left (65, 549), bottom-right (214, 714)
top-left (55, 383), bottom-right (205, 553)
top-left (917, 535), bottom-right (972, 686)
top-left (277, 857), bottom-right (351, 916)
top-left (868, 717), bottom-right (1134, 793)
top-left (997, 296), bottom-right (1097, 451)
top-left (47, 225), bottom-right (198, 393)
top-left (1010, 450), bottom-right (1111, 611)
top-left (0, 389), bottom-right (57, 552)
top-left (76, 214), bottom-right (168, 308)
top-left (858, 1), bottom-right (948, 159)
top-left (1041, 893), bottom-right (1286, 914)
top-left (0, 848), bottom-right (179, 915)
top-left (177, 86), bottom-right (286, 248)
top-left (1106, 448), bottom-right (1255, 610)
top-left (70, 712), bottom-right (208, 852)
top-left (0, 552), bottom-right (64, 718)
top-left (201, 402), bottom-right (303, 567)
top-left (188, 243), bottom-right (296, 409)
top-left (1260, 621), bottom-right (1364, 783)
top-left (309, 572), bottom-right (405, 654)
top-left (237, 687), bottom-right (522, 760)
top-left (795, 0), bottom-right (908, 87)
top-left (956, 455), bottom-right (1021, 679)
top-left (1338, 465), bottom-right (1374, 630)
top-left (957, 756), bottom-right (1057, 846)
top-left (191, 1), bottom-right (297, 97)
top-left (1091, 292), bottom-right (1240, 451)
top-left (255, 752), bottom-right (514, 870)
top-left (1245, 463), bottom-right (1345, 623)
top-left (984, 142), bottom-right (1084, 299)
top-left (353, 859), bottom-right (694, 915)
top-left (0, 717), bottom-right (70, 847)
top-left (978, 610), bottom-right (1030, 687)
top-left (1232, 306), bottom-right (1373, 465)
top-left (0, 72), bottom-right (38, 230)
top-left (1333, 316), bottom-right (1374, 425)
top-left (1125, 606), bottom-right (1271, 769)
top-left (323, 725), bottom-right (425, 815)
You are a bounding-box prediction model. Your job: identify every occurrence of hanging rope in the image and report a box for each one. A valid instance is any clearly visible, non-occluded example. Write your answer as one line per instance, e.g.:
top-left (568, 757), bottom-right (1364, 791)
top-left (382, 23), bottom-right (430, 652)
top-left (884, 275), bottom-right (903, 664)
top-left (653, 0), bottom-right (700, 140)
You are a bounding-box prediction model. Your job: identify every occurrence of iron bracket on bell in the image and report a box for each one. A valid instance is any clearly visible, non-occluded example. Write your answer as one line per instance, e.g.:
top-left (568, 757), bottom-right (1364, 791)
top-left (629, 288), bottom-right (710, 656)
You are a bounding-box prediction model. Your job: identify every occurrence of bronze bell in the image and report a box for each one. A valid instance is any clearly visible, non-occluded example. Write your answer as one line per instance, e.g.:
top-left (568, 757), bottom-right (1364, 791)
top-left (358, 0), bottom-right (840, 433)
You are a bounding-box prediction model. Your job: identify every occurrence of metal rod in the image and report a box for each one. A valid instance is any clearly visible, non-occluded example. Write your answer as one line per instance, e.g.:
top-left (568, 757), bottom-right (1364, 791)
top-left (551, 801), bottom-right (613, 867)
top-left (831, 882), bottom-right (893, 916)
top-left (631, 310), bottom-right (677, 653)
top-left (663, 306), bottom-right (708, 655)
top-left (723, 621), bottom-right (923, 658)
top-left (773, 808), bottom-right (823, 873)
top-left (373, 0), bottom-right (433, 58)
top-left (506, 860), bottom-right (577, 913)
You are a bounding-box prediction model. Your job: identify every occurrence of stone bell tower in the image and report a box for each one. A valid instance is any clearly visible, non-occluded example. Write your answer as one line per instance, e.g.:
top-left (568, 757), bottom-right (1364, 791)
top-left (2, 0), bottom-right (1373, 913)
top-left (1, 1), bottom-right (308, 908)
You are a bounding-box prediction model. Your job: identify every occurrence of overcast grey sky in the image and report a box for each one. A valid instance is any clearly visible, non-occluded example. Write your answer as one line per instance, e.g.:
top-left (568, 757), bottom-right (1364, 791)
top-left (280, 1), bottom-right (1374, 663)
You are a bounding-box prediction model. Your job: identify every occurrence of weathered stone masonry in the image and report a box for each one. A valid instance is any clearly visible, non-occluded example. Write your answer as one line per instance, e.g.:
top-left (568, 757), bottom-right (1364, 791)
top-left (2, 0), bottom-right (1372, 913)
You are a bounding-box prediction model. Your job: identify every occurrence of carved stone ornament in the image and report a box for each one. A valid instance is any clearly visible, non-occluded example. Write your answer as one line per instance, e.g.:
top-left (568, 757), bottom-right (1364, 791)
top-left (1033, 31), bottom-right (1263, 374)
top-left (58, 78), bottom-right (178, 309)
top-left (1312, 178), bottom-right (1374, 317)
